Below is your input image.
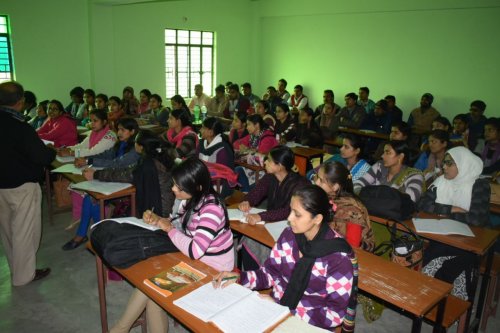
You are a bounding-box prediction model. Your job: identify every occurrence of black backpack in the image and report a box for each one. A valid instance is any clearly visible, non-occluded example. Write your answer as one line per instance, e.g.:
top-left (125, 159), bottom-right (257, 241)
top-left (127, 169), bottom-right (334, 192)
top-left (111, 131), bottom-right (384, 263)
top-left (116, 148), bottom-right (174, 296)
top-left (90, 220), bottom-right (179, 269)
top-left (359, 185), bottom-right (416, 221)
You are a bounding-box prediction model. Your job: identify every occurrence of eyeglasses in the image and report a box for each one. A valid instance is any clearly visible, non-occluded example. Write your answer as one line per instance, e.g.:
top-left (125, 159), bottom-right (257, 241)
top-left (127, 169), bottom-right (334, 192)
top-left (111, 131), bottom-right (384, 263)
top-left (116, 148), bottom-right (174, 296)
top-left (442, 159), bottom-right (455, 167)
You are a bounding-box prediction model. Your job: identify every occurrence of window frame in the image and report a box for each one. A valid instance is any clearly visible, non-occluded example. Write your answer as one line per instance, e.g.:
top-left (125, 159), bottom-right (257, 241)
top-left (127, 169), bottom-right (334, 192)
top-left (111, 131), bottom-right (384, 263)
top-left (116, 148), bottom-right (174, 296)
top-left (0, 14), bottom-right (14, 82)
top-left (164, 28), bottom-right (214, 99)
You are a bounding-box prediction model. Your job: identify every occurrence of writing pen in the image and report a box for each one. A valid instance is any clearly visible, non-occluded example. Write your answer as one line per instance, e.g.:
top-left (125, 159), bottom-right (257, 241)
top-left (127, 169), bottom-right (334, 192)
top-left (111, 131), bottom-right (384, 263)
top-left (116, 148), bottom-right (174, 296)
top-left (213, 275), bottom-right (238, 282)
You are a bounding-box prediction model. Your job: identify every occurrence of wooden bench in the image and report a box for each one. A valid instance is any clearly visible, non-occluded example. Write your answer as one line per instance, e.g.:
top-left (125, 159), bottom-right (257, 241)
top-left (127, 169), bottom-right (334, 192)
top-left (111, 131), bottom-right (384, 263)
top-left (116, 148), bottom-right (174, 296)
top-left (425, 295), bottom-right (470, 333)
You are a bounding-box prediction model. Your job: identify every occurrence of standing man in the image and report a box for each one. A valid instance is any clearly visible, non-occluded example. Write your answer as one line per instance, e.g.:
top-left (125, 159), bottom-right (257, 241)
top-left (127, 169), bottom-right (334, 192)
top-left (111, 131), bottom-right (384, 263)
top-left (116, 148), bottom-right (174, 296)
top-left (0, 81), bottom-right (55, 286)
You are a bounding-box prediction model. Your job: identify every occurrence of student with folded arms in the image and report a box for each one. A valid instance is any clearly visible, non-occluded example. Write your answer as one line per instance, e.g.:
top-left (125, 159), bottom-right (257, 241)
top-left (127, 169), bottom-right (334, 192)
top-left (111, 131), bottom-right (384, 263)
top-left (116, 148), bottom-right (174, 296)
top-left (109, 157), bottom-right (234, 333)
top-left (215, 185), bottom-right (356, 330)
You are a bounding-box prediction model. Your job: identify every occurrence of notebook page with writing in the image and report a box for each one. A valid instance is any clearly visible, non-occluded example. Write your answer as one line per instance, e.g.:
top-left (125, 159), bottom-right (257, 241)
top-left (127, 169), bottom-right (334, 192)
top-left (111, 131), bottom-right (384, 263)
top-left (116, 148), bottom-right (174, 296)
top-left (211, 292), bottom-right (290, 333)
top-left (227, 208), bottom-right (266, 224)
top-left (173, 283), bottom-right (252, 322)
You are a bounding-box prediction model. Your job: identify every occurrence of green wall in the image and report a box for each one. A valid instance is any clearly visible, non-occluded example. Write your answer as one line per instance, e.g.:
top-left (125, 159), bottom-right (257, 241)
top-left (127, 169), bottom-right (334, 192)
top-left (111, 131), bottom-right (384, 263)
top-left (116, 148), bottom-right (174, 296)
top-left (254, 0), bottom-right (500, 120)
top-left (2, 0), bottom-right (499, 120)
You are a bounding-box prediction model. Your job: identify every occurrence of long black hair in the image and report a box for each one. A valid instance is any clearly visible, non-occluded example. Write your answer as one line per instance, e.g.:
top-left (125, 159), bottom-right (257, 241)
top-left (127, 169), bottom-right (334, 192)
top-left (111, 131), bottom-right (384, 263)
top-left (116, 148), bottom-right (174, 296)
top-left (135, 130), bottom-right (175, 171)
top-left (293, 185), bottom-right (334, 224)
top-left (319, 161), bottom-right (355, 199)
top-left (171, 157), bottom-right (229, 232)
top-left (115, 117), bottom-right (139, 153)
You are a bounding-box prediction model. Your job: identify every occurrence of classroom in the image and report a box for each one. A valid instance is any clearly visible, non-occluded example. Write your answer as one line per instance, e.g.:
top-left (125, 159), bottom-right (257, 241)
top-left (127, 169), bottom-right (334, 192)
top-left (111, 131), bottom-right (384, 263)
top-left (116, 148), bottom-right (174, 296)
top-left (1, 0), bottom-right (499, 332)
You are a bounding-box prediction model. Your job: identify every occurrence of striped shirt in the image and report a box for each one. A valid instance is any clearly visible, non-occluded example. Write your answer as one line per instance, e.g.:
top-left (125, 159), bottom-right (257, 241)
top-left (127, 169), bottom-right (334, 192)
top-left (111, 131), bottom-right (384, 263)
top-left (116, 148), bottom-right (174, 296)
top-left (168, 195), bottom-right (234, 271)
top-left (353, 161), bottom-right (424, 203)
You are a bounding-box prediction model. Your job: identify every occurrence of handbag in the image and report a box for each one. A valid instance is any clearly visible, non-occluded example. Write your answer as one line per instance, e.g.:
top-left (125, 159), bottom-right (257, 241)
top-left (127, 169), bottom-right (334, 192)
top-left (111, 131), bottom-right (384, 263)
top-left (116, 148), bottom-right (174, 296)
top-left (373, 219), bottom-right (424, 271)
top-left (53, 175), bottom-right (72, 208)
top-left (90, 220), bottom-right (179, 268)
top-left (359, 185), bottom-right (415, 221)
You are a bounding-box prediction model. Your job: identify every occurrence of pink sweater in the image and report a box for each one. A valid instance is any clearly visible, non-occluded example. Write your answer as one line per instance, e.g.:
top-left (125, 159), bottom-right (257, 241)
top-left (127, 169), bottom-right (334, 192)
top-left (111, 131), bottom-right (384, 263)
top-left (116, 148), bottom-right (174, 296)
top-left (232, 129), bottom-right (278, 154)
top-left (168, 196), bottom-right (234, 271)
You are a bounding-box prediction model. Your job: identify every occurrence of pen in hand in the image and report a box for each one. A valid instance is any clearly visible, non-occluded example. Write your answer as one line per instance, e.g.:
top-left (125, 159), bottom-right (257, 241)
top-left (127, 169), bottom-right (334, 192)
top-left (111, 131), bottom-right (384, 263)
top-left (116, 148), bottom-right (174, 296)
top-left (213, 276), bottom-right (238, 282)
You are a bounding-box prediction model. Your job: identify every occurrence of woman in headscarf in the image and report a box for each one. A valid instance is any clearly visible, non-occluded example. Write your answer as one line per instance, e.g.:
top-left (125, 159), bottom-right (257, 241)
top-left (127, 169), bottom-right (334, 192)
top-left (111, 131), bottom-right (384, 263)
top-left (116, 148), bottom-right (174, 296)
top-left (419, 146), bottom-right (490, 301)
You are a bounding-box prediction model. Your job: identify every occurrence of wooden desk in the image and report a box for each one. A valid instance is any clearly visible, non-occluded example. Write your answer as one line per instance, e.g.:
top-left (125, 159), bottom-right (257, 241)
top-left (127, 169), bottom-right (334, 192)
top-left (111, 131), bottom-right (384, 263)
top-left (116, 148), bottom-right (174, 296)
top-left (86, 186), bottom-right (137, 218)
top-left (324, 137), bottom-right (343, 147)
top-left (370, 213), bottom-right (500, 332)
top-left (291, 146), bottom-right (325, 176)
top-left (338, 127), bottom-right (390, 141)
top-left (229, 220), bottom-right (451, 333)
top-left (490, 183), bottom-right (500, 214)
top-left (234, 159), bottom-right (266, 184)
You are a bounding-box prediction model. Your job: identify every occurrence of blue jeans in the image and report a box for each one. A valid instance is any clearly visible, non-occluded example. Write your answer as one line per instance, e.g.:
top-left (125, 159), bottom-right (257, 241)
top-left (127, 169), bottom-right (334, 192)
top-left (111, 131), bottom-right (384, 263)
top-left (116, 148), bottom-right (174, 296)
top-left (76, 195), bottom-right (100, 237)
top-left (235, 166), bottom-right (251, 192)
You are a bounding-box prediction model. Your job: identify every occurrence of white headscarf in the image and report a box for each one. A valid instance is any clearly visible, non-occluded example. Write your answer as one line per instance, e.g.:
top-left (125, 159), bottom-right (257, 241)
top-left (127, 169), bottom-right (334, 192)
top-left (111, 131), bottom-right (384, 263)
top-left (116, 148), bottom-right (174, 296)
top-left (432, 146), bottom-right (483, 211)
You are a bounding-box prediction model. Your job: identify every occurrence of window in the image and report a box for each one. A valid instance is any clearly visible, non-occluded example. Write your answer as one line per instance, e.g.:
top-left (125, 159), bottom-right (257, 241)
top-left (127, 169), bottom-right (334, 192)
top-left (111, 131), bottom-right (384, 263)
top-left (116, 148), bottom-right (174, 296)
top-left (0, 15), bottom-right (14, 83)
top-left (165, 29), bottom-right (214, 99)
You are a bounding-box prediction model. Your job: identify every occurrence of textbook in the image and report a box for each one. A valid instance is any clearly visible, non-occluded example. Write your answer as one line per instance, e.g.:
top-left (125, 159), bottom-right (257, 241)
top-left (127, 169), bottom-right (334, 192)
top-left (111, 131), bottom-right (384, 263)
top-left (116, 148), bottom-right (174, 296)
top-left (69, 180), bottom-right (133, 195)
top-left (227, 208), bottom-right (266, 224)
top-left (90, 216), bottom-right (161, 231)
top-left (412, 218), bottom-right (475, 237)
top-left (144, 261), bottom-right (206, 297)
top-left (174, 283), bottom-right (290, 333)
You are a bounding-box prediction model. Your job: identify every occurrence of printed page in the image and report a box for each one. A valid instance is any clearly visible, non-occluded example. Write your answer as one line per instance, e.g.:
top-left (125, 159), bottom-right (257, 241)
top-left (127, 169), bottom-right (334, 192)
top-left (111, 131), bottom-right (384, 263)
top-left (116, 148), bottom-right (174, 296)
top-left (173, 282), bottom-right (252, 322)
top-left (90, 216), bottom-right (160, 231)
top-left (211, 292), bottom-right (290, 333)
top-left (51, 164), bottom-right (85, 175)
top-left (70, 180), bottom-right (133, 195)
top-left (265, 220), bottom-right (289, 242)
top-left (413, 218), bottom-right (475, 237)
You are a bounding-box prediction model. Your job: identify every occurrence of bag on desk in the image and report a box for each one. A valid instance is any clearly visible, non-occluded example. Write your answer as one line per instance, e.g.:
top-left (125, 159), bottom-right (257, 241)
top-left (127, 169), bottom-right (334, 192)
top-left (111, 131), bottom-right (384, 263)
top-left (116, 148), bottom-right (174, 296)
top-left (373, 219), bottom-right (423, 270)
top-left (359, 185), bottom-right (415, 221)
top-left (53, 176), bottom-right (72, 208)
top-left (90, 220), bottom-right (179, 268)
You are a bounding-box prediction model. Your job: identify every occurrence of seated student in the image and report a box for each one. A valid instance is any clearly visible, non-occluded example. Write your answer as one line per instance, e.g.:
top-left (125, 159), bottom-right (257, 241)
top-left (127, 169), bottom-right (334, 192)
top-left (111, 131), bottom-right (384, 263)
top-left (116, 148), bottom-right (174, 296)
top-left (466, 100), bottom-right (487, 151)
top-left (407, 93), bottom-right (440, 148)
top-left (287, 84), bottom-right (309, 120)
top-left (384, 95), bottom-right (403, 124)
top-left (481, 117), bottom-right (500, 169)
top-left (77, 89), bottom-right (97, 126)
top-left (316, 101), bottom-right (340, 142)
top-left (354, 140), bottom-right (424, 203)
top-left (22, 90), bottom-right (37, 120)
top-left (241, 82), bottom-right (260, 106)
top-left (314, 89), bottom-right (340, 119)
top-left (147, 94), bottom-right (170, 127)
top-left (58, 109), bottom-right (116, 158)
top-left (357, 86), bottom-right (375, 114)
top-left (255, 100), bottom-right (276, 129)
top-left (95, 93), bottom-right (108, 110)
top-left (308, 134), bottom-right (370, 182)
top-left (215, 185), bottom-right (356, 330)
top-left (274, 103), bottom-right (296, 144)
top-left (164, 108), bottom-right (199, 158)
top-left (451, 113), bottom-right (469, 145)
top-left (295, 107), bottom-right (323, 148)
top-left (110, 157), bottom-right (234, 333)
top-left (238, 146), bottom-right (309, 267)
top-left (199, 117), bottom-right (234, 168)
top-left (262, 86), bottom-right (282, 117)
top-left (228, 111), bottom-right (248, 145)
top-left (138, 89), bottom-right (151, 115)
top-left (336, 92), bottom-right (366, 129)
top-left (207, 84), bottom-right (227, 118)
top-left (62, 130), bottom-right (174, 250)
top-left (188, 84), bottom-right (211, 113)
top-left (414, 129), bottom-right (450, 184)
top-left (362, 99), bottom-right (391, 134)
top-left (234, 114), bottom-right (278, 191)
top-left (122, 86), bottom-right (139, 115)
top-left (224, 83), bottom-right (250, 119)
top-left (233, 114), bottom-right (277, 155)
top-left (277, 78), bottom-right (290, 102)
top-left (372, 121), bottom-right (411, 162)
top-left (314, 161), bottom-right (375, 251)
top-left (65, 86), bottom-right (85, 118)
top-left (170, 94), bottom-right (190, 115)
top-left (74, 117), bottom-right (140, 169)
top-left (419, 147), bottom-right (489, 301)
top-left (28, 100), bottom-right (48, 130)
top-left (37, 99), bottom-right (78, 148)
top-left (419, 116), bottom-right (452, 152)
top-left (107, 96), bottom-right (126, 132)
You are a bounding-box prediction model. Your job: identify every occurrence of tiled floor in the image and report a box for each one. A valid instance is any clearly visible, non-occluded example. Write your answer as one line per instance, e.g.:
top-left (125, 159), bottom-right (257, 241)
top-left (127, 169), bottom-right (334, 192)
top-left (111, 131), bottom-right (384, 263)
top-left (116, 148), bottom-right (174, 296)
top-left (0, 204), bottom-right (498, 332)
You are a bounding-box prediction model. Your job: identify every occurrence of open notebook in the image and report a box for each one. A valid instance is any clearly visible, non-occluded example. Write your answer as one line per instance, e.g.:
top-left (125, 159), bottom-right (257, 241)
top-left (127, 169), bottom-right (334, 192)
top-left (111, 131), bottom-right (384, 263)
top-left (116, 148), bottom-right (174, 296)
top-left (90, 217), bottom-right (160, 231)
top-left (227, 208), bottom-right (266, 224)
top-left (412, 218), bottom-right (475, 237)
top-left (70, 180), bottom-right (133, 195)
top-left (174, 283), bottom-right (289, 332)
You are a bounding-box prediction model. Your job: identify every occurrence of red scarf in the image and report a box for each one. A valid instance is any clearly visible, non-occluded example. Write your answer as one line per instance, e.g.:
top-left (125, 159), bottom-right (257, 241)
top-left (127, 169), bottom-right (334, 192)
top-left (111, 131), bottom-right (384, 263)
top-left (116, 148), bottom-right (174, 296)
top-left (166, 126), bottom-right (197, 148)
top-left (89, 125), bottom-right (111, 148)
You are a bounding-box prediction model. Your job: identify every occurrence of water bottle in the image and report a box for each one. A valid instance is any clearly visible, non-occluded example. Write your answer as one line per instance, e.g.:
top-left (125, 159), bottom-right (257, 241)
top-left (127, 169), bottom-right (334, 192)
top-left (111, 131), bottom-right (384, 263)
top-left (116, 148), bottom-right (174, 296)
top-left (201, 105), bottom-right (207, 121)
top-left (193, 105), bottom-right (200, 123)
